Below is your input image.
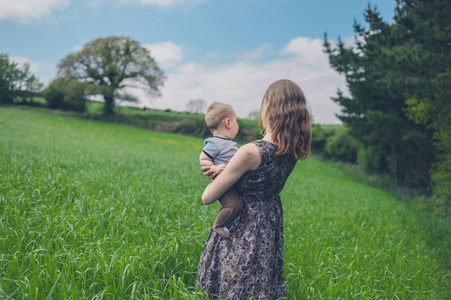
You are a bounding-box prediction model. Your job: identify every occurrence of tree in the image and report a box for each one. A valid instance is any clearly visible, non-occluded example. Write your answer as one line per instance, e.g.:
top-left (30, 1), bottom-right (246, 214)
top-left (57, 36), bottom-right (165, 116)
top-left (399, 0), bottom-right (451, 202)
top-left (186, 99), bottom-right (207, 114)
top-left (0, 53), bottom-right (42, 104)
top-left (0, 54), bottom-right (16, 104)
top-left (323, 3), bottom-right (439, 187)
top-left (246, 110), bottom-right (259, 120)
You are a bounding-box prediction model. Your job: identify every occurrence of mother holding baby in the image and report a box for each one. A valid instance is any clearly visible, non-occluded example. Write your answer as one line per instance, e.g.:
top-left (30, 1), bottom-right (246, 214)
top-left (197, 79), bottom-right (312, 299)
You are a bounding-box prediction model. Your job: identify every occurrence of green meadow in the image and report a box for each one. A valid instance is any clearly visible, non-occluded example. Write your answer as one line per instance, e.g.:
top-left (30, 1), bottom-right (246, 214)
top-left (1, 106), bottom-right (450, 299)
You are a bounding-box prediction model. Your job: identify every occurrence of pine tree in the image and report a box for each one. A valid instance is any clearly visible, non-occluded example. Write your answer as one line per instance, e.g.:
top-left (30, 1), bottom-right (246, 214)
top-left (400, 0), bottom-right (451, 202)
top-left (324, 3), bottom-right (437, 187)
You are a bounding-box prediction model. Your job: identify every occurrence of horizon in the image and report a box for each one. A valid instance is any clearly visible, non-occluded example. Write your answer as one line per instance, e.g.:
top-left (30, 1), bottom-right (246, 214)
top-left (0, 0), bottom-right (397, 124)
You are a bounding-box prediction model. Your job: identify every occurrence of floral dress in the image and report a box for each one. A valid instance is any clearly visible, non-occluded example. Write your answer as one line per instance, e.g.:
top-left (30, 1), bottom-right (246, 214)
top-left (197, 140), bottom-right (297, 300)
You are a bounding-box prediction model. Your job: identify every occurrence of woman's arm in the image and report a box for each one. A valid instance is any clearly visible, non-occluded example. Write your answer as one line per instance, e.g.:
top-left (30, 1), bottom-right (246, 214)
top-left (202, 143), bottom-right (261, 205)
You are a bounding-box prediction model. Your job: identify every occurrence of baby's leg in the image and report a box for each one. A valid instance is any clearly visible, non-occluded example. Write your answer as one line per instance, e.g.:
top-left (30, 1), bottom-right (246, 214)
top-left (213, 187), bottom-right (240, 238)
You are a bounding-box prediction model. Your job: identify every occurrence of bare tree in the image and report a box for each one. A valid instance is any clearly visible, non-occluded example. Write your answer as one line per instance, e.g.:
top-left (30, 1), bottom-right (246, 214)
top-left (246, 110), bottom-right (259, 120)
top-left (186, 99), bottom-right (207, 114)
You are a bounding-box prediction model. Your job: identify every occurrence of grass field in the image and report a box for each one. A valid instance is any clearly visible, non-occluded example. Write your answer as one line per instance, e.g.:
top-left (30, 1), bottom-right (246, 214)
top-left (1, 106), bottom-right (450, 299)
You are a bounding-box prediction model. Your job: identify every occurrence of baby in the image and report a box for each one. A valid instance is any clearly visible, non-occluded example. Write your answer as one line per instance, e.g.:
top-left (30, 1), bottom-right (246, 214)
top-left (199, 102), bottom-right (240, 238)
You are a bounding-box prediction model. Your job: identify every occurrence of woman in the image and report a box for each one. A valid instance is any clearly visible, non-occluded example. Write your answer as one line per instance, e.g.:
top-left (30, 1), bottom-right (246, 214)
top-left (197, 79), bottom-right (311, 299)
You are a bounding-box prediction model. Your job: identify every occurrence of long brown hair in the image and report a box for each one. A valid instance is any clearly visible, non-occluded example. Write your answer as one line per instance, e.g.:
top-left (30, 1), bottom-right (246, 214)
top-left (260, 79), bottom-right (311, 160)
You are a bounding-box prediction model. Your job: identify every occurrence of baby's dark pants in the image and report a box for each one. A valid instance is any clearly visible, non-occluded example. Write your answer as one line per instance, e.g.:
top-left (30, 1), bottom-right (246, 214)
top-left (213, 187), bottom-right (240, 230)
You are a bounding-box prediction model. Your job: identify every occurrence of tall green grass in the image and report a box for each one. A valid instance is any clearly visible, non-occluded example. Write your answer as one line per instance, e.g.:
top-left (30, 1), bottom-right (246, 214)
top-left (57, 101), bottom-right (261, 144)
top-left (1, 107), bottom-right (450, 299)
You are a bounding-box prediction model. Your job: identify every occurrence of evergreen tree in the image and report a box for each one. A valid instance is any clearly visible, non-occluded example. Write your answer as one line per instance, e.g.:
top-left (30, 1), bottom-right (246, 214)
top-left (323, 1), bottom-right (450, 188)
top-left (400, 0), bottom-right (451, 202)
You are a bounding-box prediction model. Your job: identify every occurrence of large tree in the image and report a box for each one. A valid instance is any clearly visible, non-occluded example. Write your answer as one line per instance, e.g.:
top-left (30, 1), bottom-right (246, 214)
top-left (323, 2), bottom-right (444, 188)
top-left (57, 36), bottom-right (165, 115)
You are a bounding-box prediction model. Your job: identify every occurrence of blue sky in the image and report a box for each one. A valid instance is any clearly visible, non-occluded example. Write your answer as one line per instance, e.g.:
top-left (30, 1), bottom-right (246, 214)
top-left (1, 0), bottom-right (396, 123)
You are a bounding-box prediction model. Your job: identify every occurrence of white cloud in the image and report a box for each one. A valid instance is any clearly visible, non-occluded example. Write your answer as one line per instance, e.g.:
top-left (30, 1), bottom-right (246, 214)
top-left (281, 37), bottom-right (326, 65)
top-left (73, 44), bottom-right (83, 52)
top-left (11, 56), bottom-right (56, 84)
top-left (11, 56), bottom-right (53, 73)
top-left (0, 0), bottom-right (69, 23)
top-left (144, 42), bottom-right (184, 69)
top-left (206, 51), bottom-right (220, 59)
top-left (142, 37), bottom-right (346, 124)
top-left (237, 43), bottom-right (272, 61)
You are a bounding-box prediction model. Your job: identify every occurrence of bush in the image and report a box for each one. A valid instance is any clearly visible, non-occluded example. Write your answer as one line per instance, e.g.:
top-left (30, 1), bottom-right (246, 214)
top-left (324, 128), bottom-right (361, 162)
top-left (357, 148), bottom-right (386, 174)
top-left (44, 79), bottom-right (87, 112)
top-left (236, 119), bottom-right (261, 143)
top-left (311, 125), bottom-right (352, 157)
top-left (431, 151), bottom-right (451, 204)
top-left (311, 124), bottom-right (328, 154)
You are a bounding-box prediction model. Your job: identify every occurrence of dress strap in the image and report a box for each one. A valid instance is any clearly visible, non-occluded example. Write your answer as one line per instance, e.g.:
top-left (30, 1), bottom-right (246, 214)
top-left (253, 139), bottom-right (275, 159)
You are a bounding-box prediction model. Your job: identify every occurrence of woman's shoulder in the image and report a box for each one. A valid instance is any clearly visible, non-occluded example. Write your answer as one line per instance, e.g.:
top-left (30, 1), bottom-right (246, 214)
top-left (238, 142), bottom-right (260, 157)
top-left (234, 142), bottom-right (261, 171)
top-left (233, 139), bottom-right (274, 163)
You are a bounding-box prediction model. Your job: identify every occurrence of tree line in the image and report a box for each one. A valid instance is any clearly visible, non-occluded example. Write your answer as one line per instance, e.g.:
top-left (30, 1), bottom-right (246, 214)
top-left (323, 0), bottom-right (450, 203)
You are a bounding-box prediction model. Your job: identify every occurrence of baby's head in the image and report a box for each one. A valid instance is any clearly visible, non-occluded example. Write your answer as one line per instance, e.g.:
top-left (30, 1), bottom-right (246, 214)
top-left (205, 102), bottom-right (239, 139)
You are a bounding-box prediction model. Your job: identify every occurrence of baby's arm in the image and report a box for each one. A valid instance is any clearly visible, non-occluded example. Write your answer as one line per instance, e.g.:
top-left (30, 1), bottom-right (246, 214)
top-left (199, 152), bottom-right (226, 176)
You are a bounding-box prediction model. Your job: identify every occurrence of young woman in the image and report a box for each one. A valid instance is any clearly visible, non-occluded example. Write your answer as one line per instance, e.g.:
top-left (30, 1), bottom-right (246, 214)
top-left (197, 79), bottom-right (311, 299)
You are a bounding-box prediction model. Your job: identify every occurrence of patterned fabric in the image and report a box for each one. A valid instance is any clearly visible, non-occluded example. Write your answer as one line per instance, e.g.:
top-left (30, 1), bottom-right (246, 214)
top-left (197, 140), bottom-right (297, 300)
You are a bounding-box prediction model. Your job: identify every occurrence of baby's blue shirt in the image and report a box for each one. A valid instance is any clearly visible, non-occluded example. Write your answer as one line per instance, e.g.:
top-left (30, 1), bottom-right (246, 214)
top-left (203, 136), bottom-right (238, 165)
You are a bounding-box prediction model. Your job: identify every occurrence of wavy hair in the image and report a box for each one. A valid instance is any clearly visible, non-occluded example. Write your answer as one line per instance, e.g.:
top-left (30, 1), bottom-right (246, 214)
top-left (260, 79), bottom-right (311, 160)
